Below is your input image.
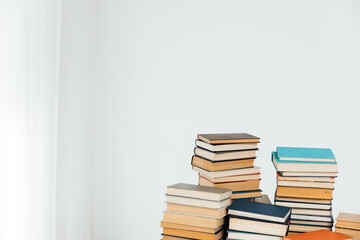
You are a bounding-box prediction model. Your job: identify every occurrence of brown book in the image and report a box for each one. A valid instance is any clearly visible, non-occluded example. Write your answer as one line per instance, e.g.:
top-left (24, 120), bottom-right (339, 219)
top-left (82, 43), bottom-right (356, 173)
top-left (275, 196), bottom-right (331, 204)
top-left (277, 172), bottom-right (335, 183)
top-left (162, 211), bottom-right (224, 229)
top-left (291, 220), bottom-right (333, 227)
top-left (197, 133), bottom-right (260, 144)
top-left (199, 173), bottom-right (261, 183)
top-left (194, 147), bottom-right (257, 161)
top-left (336, 212), bottom-right (360, 230)
top-left (231, 190), bottom-right (262, 199)
top-left (276, 186), bottom-right (333, 200)
top-left (199, 177), bottom-right (260, 192)
top-left (192, 155), bottom-right (255, 172)
top-left (167, 183), bottom-right (232, 201)
top-left (336, 227), bottom-right (360, 236)
top-left (166, 203), bottom-right (226, 218)
top-left (161, 221), bottom-right (222, 234)
top-left (163, 228), bottom-right (224, 240)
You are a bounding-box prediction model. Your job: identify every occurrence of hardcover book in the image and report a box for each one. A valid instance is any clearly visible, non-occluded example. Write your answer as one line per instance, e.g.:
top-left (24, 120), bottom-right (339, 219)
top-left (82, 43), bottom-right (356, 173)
top-left (277, 147), bottom-right (335, 162)
top-left (197, 133), bottom-right (260, 144)
top-left (166, 183), bottom-right (232, 201)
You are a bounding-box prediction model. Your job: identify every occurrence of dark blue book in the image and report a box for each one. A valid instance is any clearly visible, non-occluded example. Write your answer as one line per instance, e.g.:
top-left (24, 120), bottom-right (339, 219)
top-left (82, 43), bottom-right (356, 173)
top-left (228, 199), bottom-right (291, 223)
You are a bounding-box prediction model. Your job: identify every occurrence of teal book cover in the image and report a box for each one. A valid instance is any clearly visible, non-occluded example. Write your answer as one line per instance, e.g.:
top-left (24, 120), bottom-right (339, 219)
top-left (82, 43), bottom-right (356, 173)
top-left (276, 147), bottom-right (335, 161)
top-left (272, 151), bottom-right (337, 165)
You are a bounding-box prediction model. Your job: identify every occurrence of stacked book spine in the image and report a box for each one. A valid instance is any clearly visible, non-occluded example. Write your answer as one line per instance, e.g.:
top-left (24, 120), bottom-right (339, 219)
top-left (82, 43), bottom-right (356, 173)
top-left (335, 212), bottom-right (360, 240)
top-left (192, 133), bottom-right (262, 200)
top-left (272, 147), bottom-right (338, 235)
top-left (161, 183), bottom-right (232, 240)
top-left (227, 199), bottom-right (292, 240)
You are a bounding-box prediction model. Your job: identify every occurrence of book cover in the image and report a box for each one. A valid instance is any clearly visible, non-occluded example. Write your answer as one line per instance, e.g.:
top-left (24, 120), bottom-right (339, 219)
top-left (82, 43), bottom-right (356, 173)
top-left (198, 133), bottom-right (260, 144)
top-left (277, 147), bottom-right (335, 161)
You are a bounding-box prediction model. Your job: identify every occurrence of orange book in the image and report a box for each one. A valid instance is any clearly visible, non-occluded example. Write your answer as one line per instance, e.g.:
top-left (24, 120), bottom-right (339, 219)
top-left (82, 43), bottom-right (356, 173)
top-left (163, 228), bottom-right (224, 240)
top-left (284, 229), bottom-right (353, 240)
top-left (276, 186), bottom-right (333, 200)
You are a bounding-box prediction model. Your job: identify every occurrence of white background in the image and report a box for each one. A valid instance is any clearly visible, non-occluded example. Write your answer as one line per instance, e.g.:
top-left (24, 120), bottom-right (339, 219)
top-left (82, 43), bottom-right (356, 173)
top-left (1, 1), bottom-right (360, 240)
top-left (93, 0), bottom-right (360, 239)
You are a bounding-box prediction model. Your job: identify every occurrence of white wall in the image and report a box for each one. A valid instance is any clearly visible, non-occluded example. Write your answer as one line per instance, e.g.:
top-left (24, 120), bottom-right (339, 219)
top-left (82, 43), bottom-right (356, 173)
top-left (93, 1), bottom-right (360, 239)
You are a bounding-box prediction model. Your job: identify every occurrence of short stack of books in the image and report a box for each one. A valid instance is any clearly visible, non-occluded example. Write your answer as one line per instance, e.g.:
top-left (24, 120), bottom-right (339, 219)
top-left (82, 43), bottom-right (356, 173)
top-left (227, 199), bottom-right (292, 240)
top-left (192, 133), bottom-right (262, 200)
top-left (335, 212), bottom-right (360, 240)
top-left (284, 229), bottom-right (353, 240)
top-left (272, 147), bottom-right (338, 235)
top-left (161, 183), bottom-right (232, 240)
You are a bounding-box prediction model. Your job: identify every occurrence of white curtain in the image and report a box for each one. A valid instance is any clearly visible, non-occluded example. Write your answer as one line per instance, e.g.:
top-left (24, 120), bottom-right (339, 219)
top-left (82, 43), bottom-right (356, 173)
top-left (0, 0), bottom-right (98, 239)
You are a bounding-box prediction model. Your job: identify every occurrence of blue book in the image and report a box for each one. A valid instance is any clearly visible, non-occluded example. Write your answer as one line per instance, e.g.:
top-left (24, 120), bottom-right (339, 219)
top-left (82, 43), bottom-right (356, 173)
top-left (272, 152), bottom-right (338, 173)
top-left (228, 199), bottom-right (291, 223)
top-left (277, 147), bottom-right (335, 162)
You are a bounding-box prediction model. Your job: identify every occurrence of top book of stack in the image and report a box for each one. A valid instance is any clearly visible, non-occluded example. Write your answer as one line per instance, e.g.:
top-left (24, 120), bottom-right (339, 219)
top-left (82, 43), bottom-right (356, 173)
top-left (198, 133), bottom-right (260, 144)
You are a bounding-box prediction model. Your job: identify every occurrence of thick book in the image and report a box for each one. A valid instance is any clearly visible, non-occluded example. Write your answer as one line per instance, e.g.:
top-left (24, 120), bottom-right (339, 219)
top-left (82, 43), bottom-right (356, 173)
top-left (291, 214), bottom-right (333, 222)
top-left (162, 228), bottom-right (224, 240)
top-left (272, 152), bottom-right (338, 173)
top-left (227, 230), bottom-right (283, 240)
top-left (192, 165), bottom-right (261, 178)
top-left (195, 139), bottom-right (258, 152)
top-left (161, 221), bottom-right (222, 234)
top-left (277, 180), bottom-right (334, 189)
top-left (335, 227), bottom-right (360, 236)
top-left (194, 147), bottom-right (257, 161)
top-left (336, 212), bottom-right (360, 230)
top-left (199, 177), bottom-right (260, 192)
top-left (167, 183), bottom-right (232, 201)
top-left (166, 195), bottom-right (231, 209)
top-left (277, 147), bottom-right (335, 162)
top-left (191, 155), bottom-right (255, 172)
top-left (197, 133), bottom-right (260, 144)
top-left (289, 224), bottom-right (332, 233)
top-left (284, 229), bottom-right (353, 240)
top-left (276, 186), bottom-right (333, 200)
top-left (229, 217), bottom-right (289, 236)
top-left (166, 203), bottom-right (227, 218)
top-left (228, 199), bottom-right (291, 223)
top-left (162, 211), bottom-right (225, 229)
top-left (291, 208), bottom-right (332, 216)
top-left (291, 219), bottom-right (333, 227)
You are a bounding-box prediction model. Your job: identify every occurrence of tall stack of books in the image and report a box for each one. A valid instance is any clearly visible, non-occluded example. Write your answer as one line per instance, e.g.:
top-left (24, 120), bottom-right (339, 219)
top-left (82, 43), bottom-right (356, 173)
top-left (335, 212), bottom-right (360, 240)
top-left (284, 229), bottom-right (353, 240)
top-left (192, 133), bottom-right (262, 200)
top-left (272, 147), bottom-right (338, 235)
top-left (161, 183), bottom-right (232, 240)
top-left (227, 199), bottom-right (292, 240)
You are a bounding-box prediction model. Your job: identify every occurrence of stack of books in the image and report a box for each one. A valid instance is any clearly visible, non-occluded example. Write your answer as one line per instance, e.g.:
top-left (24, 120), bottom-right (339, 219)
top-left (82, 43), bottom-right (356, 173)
top-left (272, 147), bottom-right (338, 235)
top-left (335, 212), bottom-right (360, 240)
top-left (161, 183), bottom-right (232, 240)
top-left (192, 133), bottom-right (262, 200)
top-left (284, 229), bottom-right (353, 240)
top-left (227, 199), bottom-right (292, 240)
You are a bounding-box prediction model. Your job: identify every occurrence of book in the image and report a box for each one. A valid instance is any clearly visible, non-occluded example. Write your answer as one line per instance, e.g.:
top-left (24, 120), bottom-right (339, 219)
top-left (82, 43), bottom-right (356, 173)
top-left (275, 200), bottom-right (331, 210)
top-left (197, 133), bottom-right (260, 144)
top-left (284, 229), bottom-right (353, 240)
top-left (277, 173), bottom-right (335, 183)
top-left (162, 211), bottom-right (225, 229)
top-left (277, 180), bottom-right (334, 189)
top-left (199, 173), bottom-right (261, 183)
top-left (277, 147), bottom-right (335, 162)
top-left (276, 186), bottom-right (333, 200)
top-left (195, 139), bottom-right (258, 152)
top-left (228, 199), bottom-right (291, 223)
top-left (291, 214), bottom-right (333, 222)
top-left (199, 177), bottom-right (260, 192)
top-left (162, 228), bottom-right (224, 240)
top-left (275, 196), bottom-right (332, 205)
top-left (231, 190), bottom-right (262, 199)
top-left (161, 221), bottom-right (222, 234)
top-left (289, 224), bottom-right (332, 232)
top-left (192, 165), bottom-right (261, 178)
top-left (272, 152), bottom-right (338, 173)
top-left (336, 227), bottom-right (360, 236)
top-left (194, 147), bottom-right (257, 161)
top-left (166, 195), bottom-right (231, 209)
top-left (253, 194), bottom-right (271, 204)
top-left (191, 155), bottom-right (255, 172)
top-left (227, 230), bottom-right (283, 240)
top-left (167, 183), bottom-right (232, 201)
top-left (336, 212), bottom-right (360, 230)
top-left (291, 208), bottom-right (332, 216)
top-left (166, 203), bottom-right (227, 218)
top-left (280, 171), bottom-right (338, 177)
top-left (291, 220), bottom-right (333, 227)
top-left (229, 217), bottom-right (289, 236)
